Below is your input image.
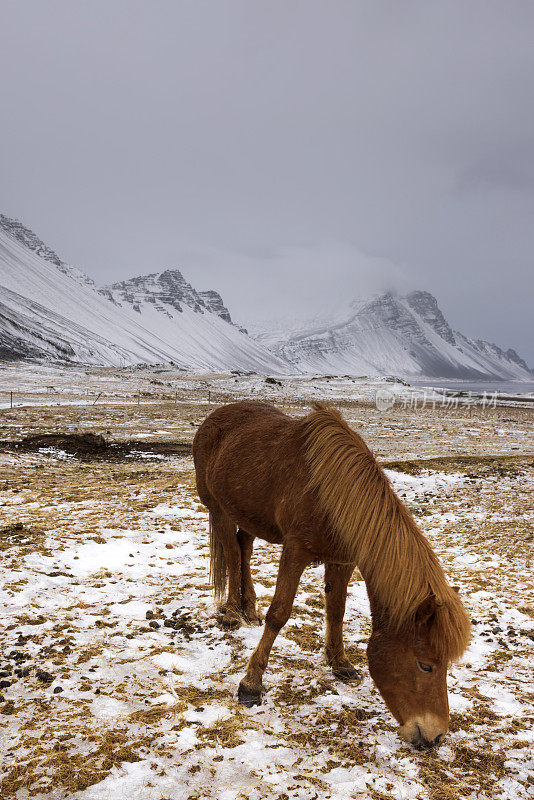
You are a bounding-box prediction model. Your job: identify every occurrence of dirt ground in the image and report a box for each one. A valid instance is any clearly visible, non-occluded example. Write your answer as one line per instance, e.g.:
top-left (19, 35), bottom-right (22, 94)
top-left (0, 366), bottom-right (533, 799)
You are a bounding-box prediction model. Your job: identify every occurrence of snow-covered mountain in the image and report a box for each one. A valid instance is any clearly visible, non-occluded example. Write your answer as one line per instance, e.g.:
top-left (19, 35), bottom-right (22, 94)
top-left (1, 214), bottom-right (530, 379)
top-left (256, 290), bottom-right (532, 380)
top-left (100, 271), bottom-right (247, 333)
top-left (0, 213), bottom-right (97, 289)
top-left (0, 215), bottom-right (287, 372)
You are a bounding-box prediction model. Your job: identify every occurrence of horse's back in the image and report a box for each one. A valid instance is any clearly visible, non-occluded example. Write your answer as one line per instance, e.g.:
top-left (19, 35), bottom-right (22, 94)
top-left (196, 400), bottom-right (286, 433)
top-left (193, 401), bottom-right (289, 459)
top-left (193, 401), bottom-right (304, 539)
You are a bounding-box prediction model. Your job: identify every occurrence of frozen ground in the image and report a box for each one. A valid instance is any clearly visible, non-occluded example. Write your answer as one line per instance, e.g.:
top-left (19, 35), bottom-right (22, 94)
top-left (0, 365), bottom-right (533, 799)
top-left (0, 363), bottom-right (533, 461)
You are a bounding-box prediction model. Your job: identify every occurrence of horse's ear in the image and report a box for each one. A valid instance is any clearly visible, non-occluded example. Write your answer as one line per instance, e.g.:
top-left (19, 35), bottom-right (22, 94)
top-left (415, 594), bottom-right (438, 625)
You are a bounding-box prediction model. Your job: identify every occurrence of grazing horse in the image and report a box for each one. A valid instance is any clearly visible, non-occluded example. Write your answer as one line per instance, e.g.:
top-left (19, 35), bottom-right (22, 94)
top-left (193, 401), bottom-right (471, 748)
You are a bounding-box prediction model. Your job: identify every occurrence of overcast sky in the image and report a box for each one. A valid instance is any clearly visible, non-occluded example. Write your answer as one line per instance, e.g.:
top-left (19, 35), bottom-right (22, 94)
top-left (1, 1), bottom-right (533, 362)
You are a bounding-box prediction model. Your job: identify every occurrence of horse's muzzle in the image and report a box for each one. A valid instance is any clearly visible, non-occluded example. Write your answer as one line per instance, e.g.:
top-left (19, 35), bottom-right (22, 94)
top-left (412, 725), bottom-right (443, 749)
top-left (399, 715), bottom-right (447, 749)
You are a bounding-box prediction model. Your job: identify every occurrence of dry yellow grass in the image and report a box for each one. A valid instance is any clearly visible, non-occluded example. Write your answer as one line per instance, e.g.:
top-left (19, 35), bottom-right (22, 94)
top-left (0, 380), bottom-right (532, 800)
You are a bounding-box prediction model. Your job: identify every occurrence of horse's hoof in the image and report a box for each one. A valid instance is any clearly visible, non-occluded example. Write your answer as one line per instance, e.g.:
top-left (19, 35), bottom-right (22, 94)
top-left (243, 611), bottom-right (263, 626)
top-left (332, 664), bottom-right (362, 682)
top-left (238, 682), bottom-right (262, 707)
top-left (220, 614), bottom-right (241, 630)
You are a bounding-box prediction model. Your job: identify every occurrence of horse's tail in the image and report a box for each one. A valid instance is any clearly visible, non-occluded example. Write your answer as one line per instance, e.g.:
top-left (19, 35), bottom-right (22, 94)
top-left (209, 512), bottom-right (227, 600)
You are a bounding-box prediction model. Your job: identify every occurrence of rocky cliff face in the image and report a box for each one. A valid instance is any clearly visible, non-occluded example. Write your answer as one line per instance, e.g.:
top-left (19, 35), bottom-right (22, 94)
top-left (0, 214), bottom-right (63, 267)
top-left (406, 290), bottom-right (456, 346)
top-left (101, 270), bottom-right (240, 327)
top-left (198, 290), bottom-right (232, 323)
top-left (468, 338), bottom-right (531, 373)
top-left (0, 214), bottom-right (96, 288)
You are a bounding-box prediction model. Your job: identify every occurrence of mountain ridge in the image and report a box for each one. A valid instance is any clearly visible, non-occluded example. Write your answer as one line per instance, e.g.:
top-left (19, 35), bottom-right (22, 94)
top-left (0, 214), bottom-right (288, 372)
top-left (255, 289), bottom-right (532, 380)
top-left (100, 269), bottom-right (245, 331)
top-left (0, 213), bottom-right (531, 379)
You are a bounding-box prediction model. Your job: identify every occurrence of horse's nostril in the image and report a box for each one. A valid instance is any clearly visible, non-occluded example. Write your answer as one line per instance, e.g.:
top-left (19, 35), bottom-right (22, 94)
top-left (412, 725), bottom-right (426, 749)
top-left (415, 732), bottom-right (434, 750)
top-left (410, 724), bottom-right (444, 749)
top-left (421, 737), bottom-right (433, 749)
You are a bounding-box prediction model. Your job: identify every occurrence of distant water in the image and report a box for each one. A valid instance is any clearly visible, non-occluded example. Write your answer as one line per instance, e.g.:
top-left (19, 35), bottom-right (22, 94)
top-left (408, 379), bottom-right (534, 395)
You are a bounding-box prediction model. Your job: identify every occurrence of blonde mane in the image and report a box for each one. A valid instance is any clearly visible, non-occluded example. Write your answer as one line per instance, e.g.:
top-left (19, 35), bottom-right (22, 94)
top-left (302, 404), bottom-right (471, 662)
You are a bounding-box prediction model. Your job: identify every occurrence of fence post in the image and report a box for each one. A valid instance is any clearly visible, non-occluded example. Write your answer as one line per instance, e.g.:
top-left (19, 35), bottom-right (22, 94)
top-left (10, 391), bottom-right (13, 409)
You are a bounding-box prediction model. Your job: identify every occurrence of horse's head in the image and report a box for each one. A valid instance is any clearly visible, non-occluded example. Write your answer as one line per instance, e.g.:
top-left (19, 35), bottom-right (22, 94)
top-left (367, 593), bottom-right (465, 748)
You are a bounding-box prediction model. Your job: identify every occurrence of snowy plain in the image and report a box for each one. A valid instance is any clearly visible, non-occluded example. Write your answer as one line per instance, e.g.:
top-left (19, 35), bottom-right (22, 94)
top-left (0, 366), bottom-right (533, 800)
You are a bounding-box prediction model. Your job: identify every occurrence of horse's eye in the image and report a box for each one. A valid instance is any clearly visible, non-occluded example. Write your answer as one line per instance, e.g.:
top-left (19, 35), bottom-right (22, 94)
top-left (418, 661), bottom-right (433, 673)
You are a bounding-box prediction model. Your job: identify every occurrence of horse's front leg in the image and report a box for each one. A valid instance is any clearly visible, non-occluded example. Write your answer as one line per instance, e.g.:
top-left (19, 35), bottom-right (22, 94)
top-left (238, 544), bottom-right (309, 706)
top-left (325, 562), bottom-right (361, 681)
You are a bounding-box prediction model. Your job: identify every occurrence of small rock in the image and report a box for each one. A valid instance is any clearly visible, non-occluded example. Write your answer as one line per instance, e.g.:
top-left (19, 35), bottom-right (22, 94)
top-left (0, 680), bottom-right (10, 689)
top-left (94, 688), bottom-right (100, 695)
top-left (53, 686), bottom-right (63, 694)
top-left (1, 701), bottom-right (15, 715)
top-left (163, 619), bottom-right (176, 629)
top-left (145, 610), bottom-right (154, 620)
top-left (148, 620), bottom-right (160, 629)
top-left (36, 670), bottom-right (54, 683)
top-left (10, 651), bottom-right (28, 663)
top-left (14, 668), bottom-right (30, 678)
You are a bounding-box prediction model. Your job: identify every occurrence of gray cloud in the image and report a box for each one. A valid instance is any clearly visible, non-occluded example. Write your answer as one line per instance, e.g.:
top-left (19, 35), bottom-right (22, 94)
top-left (456, 146), bottom-right (534, 195)
top-left (1, 1), bottom-right (533, 363)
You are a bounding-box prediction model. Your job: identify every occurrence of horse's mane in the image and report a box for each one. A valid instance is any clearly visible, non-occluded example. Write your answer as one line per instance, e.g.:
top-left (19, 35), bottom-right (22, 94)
top-left (301, 403), bottom-right (471, 662)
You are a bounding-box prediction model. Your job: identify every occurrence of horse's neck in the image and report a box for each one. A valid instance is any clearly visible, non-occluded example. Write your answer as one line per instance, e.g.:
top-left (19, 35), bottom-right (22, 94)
top-left (355, 513), bottom-right (441, 632)
top-left (365, 587), bottom-right (389, 629)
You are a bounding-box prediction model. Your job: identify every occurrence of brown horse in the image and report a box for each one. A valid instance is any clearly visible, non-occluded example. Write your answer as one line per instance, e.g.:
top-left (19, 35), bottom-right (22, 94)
top-left (193, 401), bottom-right (471, 748)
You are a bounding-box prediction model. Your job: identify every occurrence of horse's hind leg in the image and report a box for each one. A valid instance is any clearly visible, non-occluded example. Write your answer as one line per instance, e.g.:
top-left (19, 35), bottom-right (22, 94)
top-left (238, 544), bottom-right (309, 706)
top-left (237, 529), bottom-right (261, 624)
top-left (324, 562), bottom-right (361, 681)
top-left (210, 508), bottom-right (242, 629)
